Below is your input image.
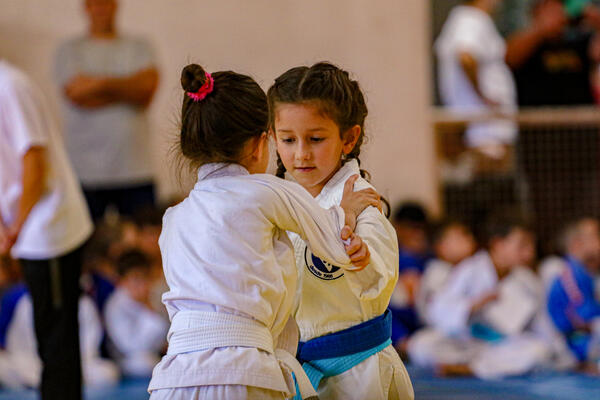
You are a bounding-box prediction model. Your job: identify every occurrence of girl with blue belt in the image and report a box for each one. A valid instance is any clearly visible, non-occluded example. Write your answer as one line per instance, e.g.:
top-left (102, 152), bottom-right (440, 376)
top-left (268, 62), bottom-right (414, 399)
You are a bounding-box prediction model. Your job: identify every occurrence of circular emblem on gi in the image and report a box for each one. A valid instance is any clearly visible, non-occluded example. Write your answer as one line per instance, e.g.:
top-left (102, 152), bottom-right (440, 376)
top-left (304, 247), bottom-right (344, 280)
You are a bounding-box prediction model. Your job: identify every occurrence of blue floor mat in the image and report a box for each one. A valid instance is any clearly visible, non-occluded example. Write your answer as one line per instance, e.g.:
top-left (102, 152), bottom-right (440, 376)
top-left (0, 368), bottom-right (597, 399)
top-left (0, 378), bottom-right (150, 400)
top-left (408, 366), bottom-right (600, 400)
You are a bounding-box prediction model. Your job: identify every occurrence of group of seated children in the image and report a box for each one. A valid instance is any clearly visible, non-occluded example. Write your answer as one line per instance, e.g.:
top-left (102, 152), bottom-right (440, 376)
top-left (390, 202), bottom-right (600, 378)
top-left (0, 207), bottom-right (170, 389)
top-left (1, 197), bottom-right (599, 389)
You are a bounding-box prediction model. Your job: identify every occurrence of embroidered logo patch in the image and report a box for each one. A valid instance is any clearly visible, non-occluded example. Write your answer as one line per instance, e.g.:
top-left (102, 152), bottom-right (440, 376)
top-left (304, 247), bottom-right (344, 280)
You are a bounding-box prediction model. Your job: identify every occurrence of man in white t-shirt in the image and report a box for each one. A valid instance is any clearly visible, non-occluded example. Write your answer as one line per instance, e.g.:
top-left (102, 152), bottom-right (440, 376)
top-left (435, 0), bottom-right (517, 157)
top-left (55, 0), bottom-right (159, 220)
top-left (0, 60), bottom-right (93, 400)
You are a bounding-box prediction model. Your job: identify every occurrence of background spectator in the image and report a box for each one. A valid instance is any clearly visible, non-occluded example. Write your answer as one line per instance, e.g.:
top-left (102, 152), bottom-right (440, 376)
top-left (435, 0), bottom-right (517, 160)
top-left (506, 0), bottom-right (600, 106)
top-left (0, 59), bottom-right (93, 399)
top-left (104, 249), bottom-right (168, 378)
top-left (415, 220), bottom-right (477, 325)
top-left (389, 202), bottom-right (431, 346)
top-left (546, 217), bottom-right (600, 371)
top-left (55, 0), bottom-right (159, 220)
top-left (0, 290), bottom-right (119, 389)
top-left (409, 214), bottom-right (550, 379)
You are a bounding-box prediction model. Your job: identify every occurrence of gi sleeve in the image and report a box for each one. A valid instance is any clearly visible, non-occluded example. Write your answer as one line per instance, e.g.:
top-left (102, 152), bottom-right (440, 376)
top-left (547, 278), bottom-right (573, 334)
top-left (0, 75), bottom-right (49, 156)
top-left (253, 176), bottom-right (353, 270)
top-left (451, 13), bottom-right (489, 61)
top-left (572, 267), bottom-right (600, 322)
top-left (343, 205), bottom-right (398, 309)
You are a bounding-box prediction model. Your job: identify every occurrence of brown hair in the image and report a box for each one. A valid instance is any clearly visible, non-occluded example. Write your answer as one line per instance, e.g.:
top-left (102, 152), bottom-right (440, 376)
top-left (178, 64), bottom-right (268, 170)
top-left (267, 62), bottom-right (369, 180)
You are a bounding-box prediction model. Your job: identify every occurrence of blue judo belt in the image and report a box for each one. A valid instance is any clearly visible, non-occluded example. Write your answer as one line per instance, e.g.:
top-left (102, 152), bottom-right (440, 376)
top-left (292, 309), bottom-right (392, 399)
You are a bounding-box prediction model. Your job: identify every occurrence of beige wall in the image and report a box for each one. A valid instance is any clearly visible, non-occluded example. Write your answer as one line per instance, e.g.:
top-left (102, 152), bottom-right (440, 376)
top-left (0, 0), bottom-right (436, 213)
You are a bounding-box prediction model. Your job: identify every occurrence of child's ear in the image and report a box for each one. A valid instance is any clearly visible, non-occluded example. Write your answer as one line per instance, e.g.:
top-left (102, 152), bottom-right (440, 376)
top-left (342, 125), bottom-right (361, 155)
top-left (253, 132), bottom-right (268, 159)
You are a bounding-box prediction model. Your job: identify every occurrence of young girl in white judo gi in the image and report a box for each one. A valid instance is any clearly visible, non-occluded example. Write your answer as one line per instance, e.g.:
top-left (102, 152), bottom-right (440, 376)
top-left (148, 64), bottom-right (377, 400)
top-left (268, 62), bottom-right (414, 400)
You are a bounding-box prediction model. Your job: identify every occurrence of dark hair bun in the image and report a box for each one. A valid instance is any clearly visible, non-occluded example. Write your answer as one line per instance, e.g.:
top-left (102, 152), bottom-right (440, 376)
top-left (177, 68), bottom-right (268, 168)
top-left (181, 64), bottom-right (207, 93)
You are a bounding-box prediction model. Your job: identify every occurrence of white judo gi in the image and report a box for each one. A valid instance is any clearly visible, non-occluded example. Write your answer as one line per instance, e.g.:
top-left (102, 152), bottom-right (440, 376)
top-left (104, 287), bottom-right (169, 377)
top-left (0, 294), bottom-right (119, 388)
top-left (290, 160), bottom-right (414, 400)
top-left (415, 259), bottom-right (453, 326)
top-left (148, 163), bottom-right (359, 400)
top-left (408, 250), bottom-right (551, 379)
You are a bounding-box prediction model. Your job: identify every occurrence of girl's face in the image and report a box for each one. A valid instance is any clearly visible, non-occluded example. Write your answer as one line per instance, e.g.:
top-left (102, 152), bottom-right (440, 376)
top-left (274, 103), bottom-right (356, 197)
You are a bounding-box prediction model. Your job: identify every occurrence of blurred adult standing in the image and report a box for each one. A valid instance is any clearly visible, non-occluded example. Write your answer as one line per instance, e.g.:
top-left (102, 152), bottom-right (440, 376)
top-left (0, 59), bottom-right (93, 399)
top-left (55, 0), bottom-right (159, 220)
top-left (435, 0), bottom-right (517, 157)
top-left (435, 0), bottom-right (520, 238)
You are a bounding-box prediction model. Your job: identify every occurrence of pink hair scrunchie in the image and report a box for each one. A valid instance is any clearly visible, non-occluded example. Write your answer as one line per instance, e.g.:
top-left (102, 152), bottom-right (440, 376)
top-left (186, 72), bottom-right (214, 102)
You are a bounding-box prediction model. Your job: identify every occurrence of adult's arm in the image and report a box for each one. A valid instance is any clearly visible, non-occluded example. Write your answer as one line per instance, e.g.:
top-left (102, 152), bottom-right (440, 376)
top-left (505, 1), bottom-right (567, 69)
top-left (458, 51), bottom-right (490, 102)
top-left (253, 176), bottom-right (356, 270)
top-left (0, 147), bottom-right (46, 256)
top-left (98, 67), bottom-right (158, 107)
top-left (0, 215), bottom-right (8, 256)
top-left (64, 67), bottom-right (159, 109)
top-left (505, 27), bottom-right (548, 69)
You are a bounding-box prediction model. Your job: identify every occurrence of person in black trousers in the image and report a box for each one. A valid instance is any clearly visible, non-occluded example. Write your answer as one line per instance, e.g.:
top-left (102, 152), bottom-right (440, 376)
top-left (0, 60), bottom-right (94, 399)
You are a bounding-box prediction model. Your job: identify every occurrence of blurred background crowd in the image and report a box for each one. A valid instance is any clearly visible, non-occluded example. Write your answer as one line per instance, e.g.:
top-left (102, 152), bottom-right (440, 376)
top-left (2, 0), bottom-right (600, 397)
